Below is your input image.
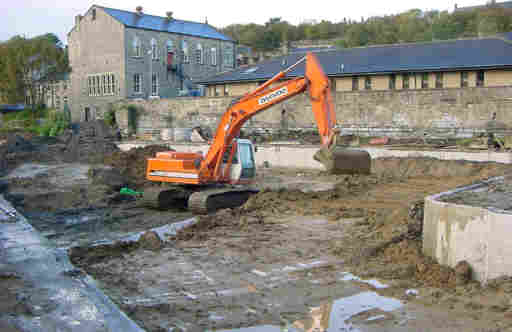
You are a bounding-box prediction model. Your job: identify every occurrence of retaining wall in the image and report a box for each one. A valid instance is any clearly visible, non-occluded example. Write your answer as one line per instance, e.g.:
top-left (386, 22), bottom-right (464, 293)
top-left (113, 86), bottom-right (512, 139)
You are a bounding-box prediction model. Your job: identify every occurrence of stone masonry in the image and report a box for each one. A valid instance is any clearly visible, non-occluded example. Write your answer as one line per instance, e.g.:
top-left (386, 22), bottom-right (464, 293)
top-left (113, 86), bottom-right (512, 139)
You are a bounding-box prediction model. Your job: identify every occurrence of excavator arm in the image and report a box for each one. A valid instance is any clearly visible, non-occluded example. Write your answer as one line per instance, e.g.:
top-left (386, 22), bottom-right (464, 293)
top-left (200, 53), bottom-right (340, 180)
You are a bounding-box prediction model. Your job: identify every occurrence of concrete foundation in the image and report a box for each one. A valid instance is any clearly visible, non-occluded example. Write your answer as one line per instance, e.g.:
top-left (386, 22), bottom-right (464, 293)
top-left (118, 141), bottom-right (512, 169)
top-left (423, 177), bottom-right (512, 283)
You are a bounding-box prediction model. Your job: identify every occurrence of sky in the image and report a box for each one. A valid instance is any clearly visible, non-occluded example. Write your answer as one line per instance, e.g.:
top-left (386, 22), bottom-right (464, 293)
top-left (1, 0), bottom-right (487, 45)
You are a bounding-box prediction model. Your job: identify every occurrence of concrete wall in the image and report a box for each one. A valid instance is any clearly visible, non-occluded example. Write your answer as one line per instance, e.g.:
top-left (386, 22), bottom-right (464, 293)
top-left (423, 179), bottom-right (512, 283)
top-left (114, 85), bottom-right (512, 138)
top-left (68, 6), bottom-right (126, 122)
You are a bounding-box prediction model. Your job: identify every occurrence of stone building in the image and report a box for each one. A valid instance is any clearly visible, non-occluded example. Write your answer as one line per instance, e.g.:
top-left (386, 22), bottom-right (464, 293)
top-left (198, 36), bottom-right (512, 97)
top-left (26, 72), bottom-right (71, 111)
top-left (67, 5), bottom-right (236, 122)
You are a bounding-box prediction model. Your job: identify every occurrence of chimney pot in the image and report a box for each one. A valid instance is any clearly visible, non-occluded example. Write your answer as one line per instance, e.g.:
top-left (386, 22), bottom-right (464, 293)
top-left (136, 6), bottom-right (143, 15)
top-left (166, 11), bottom-right (173, 20)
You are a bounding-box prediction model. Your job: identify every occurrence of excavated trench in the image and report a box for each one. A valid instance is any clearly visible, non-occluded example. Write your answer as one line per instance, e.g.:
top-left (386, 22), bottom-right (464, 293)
top-left (2, 130), bottom-right (512, 331)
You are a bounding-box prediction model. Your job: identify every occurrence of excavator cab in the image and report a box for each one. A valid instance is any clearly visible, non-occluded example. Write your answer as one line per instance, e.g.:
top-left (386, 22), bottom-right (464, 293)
top-left (221, 139), bottom-right (256, 184)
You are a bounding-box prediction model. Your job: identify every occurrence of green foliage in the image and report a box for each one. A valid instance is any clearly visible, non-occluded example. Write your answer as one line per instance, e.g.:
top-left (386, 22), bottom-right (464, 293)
top-left (0, 33), bottom-right (69, 105)
top-left (104, 104), bottom-right (117, 128)
top-left (221, 6), bottom-right (512, 51)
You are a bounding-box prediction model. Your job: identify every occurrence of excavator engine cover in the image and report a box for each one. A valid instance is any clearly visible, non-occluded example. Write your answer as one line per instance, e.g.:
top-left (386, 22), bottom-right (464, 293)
top-left (313, 147), bottom-right (371, 175)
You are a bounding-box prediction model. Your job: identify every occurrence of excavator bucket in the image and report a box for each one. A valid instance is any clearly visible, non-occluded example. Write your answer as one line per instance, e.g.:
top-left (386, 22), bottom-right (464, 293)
top-left (313, 146), bottom-right (371, 175)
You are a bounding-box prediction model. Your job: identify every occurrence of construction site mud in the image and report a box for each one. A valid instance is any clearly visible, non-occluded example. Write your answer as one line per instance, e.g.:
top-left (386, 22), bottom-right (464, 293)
top-left (2, 129), bottom-right (512, 331)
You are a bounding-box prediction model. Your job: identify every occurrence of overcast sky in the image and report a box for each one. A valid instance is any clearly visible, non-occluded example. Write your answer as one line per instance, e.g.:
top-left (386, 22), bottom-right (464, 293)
top-left (1, 0), bottom-right (486, 44)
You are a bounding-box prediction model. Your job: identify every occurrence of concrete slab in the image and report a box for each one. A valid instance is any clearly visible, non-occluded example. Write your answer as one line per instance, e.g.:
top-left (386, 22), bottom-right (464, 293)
top-left (422, 176), bottom-right (512, 283)
top-left (0, 195), bottom-right (144, 332)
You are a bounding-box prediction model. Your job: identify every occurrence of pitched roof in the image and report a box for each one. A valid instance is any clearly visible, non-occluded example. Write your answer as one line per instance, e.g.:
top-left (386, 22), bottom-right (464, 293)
top-left (196, 37), bottom-right (512, 85)
top-left (98, 6), bottom-right (233, 42)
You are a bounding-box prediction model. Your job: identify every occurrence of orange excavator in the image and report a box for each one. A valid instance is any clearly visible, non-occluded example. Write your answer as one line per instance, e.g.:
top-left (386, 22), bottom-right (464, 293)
top-left (144, 53), bottom-right (371, 213)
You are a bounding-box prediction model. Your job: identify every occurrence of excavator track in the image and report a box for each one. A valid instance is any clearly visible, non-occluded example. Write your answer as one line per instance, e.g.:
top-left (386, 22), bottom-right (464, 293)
top-left (188, 187), bottom-right (259, 214)
top-left (140, 186), bottom-right (190, 210)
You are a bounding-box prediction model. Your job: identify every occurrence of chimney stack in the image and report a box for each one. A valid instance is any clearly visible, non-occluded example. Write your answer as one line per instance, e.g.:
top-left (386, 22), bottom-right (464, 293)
top-left (136, 6), bottom-right (143, 16)
top-left (166, 11), bottom-right (173, 20)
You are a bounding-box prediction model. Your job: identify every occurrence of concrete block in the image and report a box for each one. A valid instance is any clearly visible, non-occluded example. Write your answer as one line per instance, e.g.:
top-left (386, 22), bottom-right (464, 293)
top-left (423, 177), bottom-right (512, 283)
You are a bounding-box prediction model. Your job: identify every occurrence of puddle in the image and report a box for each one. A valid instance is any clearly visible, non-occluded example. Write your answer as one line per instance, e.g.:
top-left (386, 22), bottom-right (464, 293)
top-left (213, 291), bottom-right (402, 332)
top-left (339, 272), bottom-right (389, 289)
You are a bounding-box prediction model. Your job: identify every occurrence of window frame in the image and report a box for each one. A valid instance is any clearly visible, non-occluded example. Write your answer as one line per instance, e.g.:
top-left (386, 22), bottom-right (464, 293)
top-left (389, 74), bottom-right (396, 90)
top-left (352, 76), bottom-right (359, 91)
top-left (196, 44), bottom-right (203, 65)
top-left (133, 37), bottom-right (142, 57)
top-left (133, 73), bottom-right (142, 94)
top-left (182, 40), bottom-right (189, 63)
top-left (211, 47), bottom-right (217, 66)
top-left (476, 70), bottom-right (485, 87)
top-left (151, 73), bottom-right (159, 96)
top-left (461, 71), bottom-right (469, 88)
top-left (364, 76), bottom-right (372, 90)
top-left (421, 73), bottom-right (429, 89)
top-left (402, 73), bottom-right (410, 90)
top-left (151, 38), bottom-right (158, 60)
top-left (435, 72), bottom-right (443, 89)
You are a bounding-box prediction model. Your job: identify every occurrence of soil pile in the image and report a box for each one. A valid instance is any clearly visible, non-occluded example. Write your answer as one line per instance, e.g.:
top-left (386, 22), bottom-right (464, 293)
top-left (64, 120), bottom-right (120, 163)
top-left (102, 145), bottom-right (174, 188)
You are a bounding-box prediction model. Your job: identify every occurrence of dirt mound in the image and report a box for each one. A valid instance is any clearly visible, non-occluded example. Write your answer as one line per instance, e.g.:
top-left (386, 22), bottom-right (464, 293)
top-left (103, 145), bottom-right (174, 188)
top-left (64, 120), bottom-right (119, 163)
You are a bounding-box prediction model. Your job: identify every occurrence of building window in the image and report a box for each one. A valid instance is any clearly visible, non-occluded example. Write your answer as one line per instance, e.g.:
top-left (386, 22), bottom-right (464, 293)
top-left (476, 70), bottom-right (485, 87)
top-left (435, 73), bottom-right (443, 88)
top-left (134, 73), bottom-right (142, 93)
top-left (364, 76), bottom-right (372, 90)
top-left (92, 8), bottom-right (96, 20)
top-left (402, 73), bottom-right (410, 90)
top-left (352, 76), bottom-right (359, 91)
top-left (111, 73), bottom-right (116, 95)
top-left (389, 74), bottom-right (396, 90)
top-left (223, 85), bottom-right (228, 96)
top-left (211, 47), bottom-right (217, 66)
top-left (196, 44), bottom-right (203, 65)
top-left (151, 38), bottom-right (158, 60)
top-left (461, 72), bottom-right (469, 88)
top-left (166, 40), bottom-right (174, 52)
top-left (421, 73), bottom-right (429, 89)
top-left (223, 43), bottom-right (234, 68)
top-left (151, 73), bottom-right (159, 96)
top-left (182, 40), bottom-right (189, 63)
top-left (133, 37), bottom-right (141, 57)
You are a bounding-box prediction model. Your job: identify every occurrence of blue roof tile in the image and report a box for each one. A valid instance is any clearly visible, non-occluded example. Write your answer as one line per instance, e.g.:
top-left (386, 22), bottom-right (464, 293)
top-left (100, 6), bottom-right (233, 42)
top-left (197, 37), bottom-right (512, 84)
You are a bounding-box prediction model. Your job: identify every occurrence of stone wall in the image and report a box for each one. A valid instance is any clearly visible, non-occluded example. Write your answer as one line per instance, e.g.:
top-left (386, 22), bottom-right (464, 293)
top-left (114, 86), bottom-right (512, 139)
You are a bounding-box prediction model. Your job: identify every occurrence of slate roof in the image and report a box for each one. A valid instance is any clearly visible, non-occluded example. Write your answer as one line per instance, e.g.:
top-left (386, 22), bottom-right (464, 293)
top-left (196, 37), bottom-right (512, 85)
top-left (98, 6), bottom-right (233, 42)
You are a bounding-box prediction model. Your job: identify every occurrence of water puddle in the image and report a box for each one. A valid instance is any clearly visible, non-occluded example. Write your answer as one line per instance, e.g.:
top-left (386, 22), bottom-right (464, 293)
top-left (211, 291), bottom-right (402, 332)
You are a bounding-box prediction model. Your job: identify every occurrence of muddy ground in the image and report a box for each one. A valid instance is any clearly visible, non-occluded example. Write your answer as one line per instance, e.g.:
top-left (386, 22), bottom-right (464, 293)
top-left (2, 129), bottom-right (512, 331)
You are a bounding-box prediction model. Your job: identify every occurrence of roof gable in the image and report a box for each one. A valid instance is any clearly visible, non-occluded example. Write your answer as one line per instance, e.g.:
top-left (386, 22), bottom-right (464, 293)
top-left (99, 6), bottom-right (233, 42)
top-left (197, 37), bottom-right (512, 85)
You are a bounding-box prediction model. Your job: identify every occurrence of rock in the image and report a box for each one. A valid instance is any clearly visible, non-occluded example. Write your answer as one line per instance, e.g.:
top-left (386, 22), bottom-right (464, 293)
top-left (455, 260), bottom-right (472, 285)
top-left (138, 231), bottom-right (163, 250)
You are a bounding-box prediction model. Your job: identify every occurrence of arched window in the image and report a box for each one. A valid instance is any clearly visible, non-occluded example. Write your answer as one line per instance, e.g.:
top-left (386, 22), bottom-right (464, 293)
top-left (196, 43), bottom-right (203, 65)
top-left (151, 38), bottom-right (158, 60)
top-left (133, 36), bottom-right (141, 57)
top-left (182, 40), bottom-right (189, 63)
